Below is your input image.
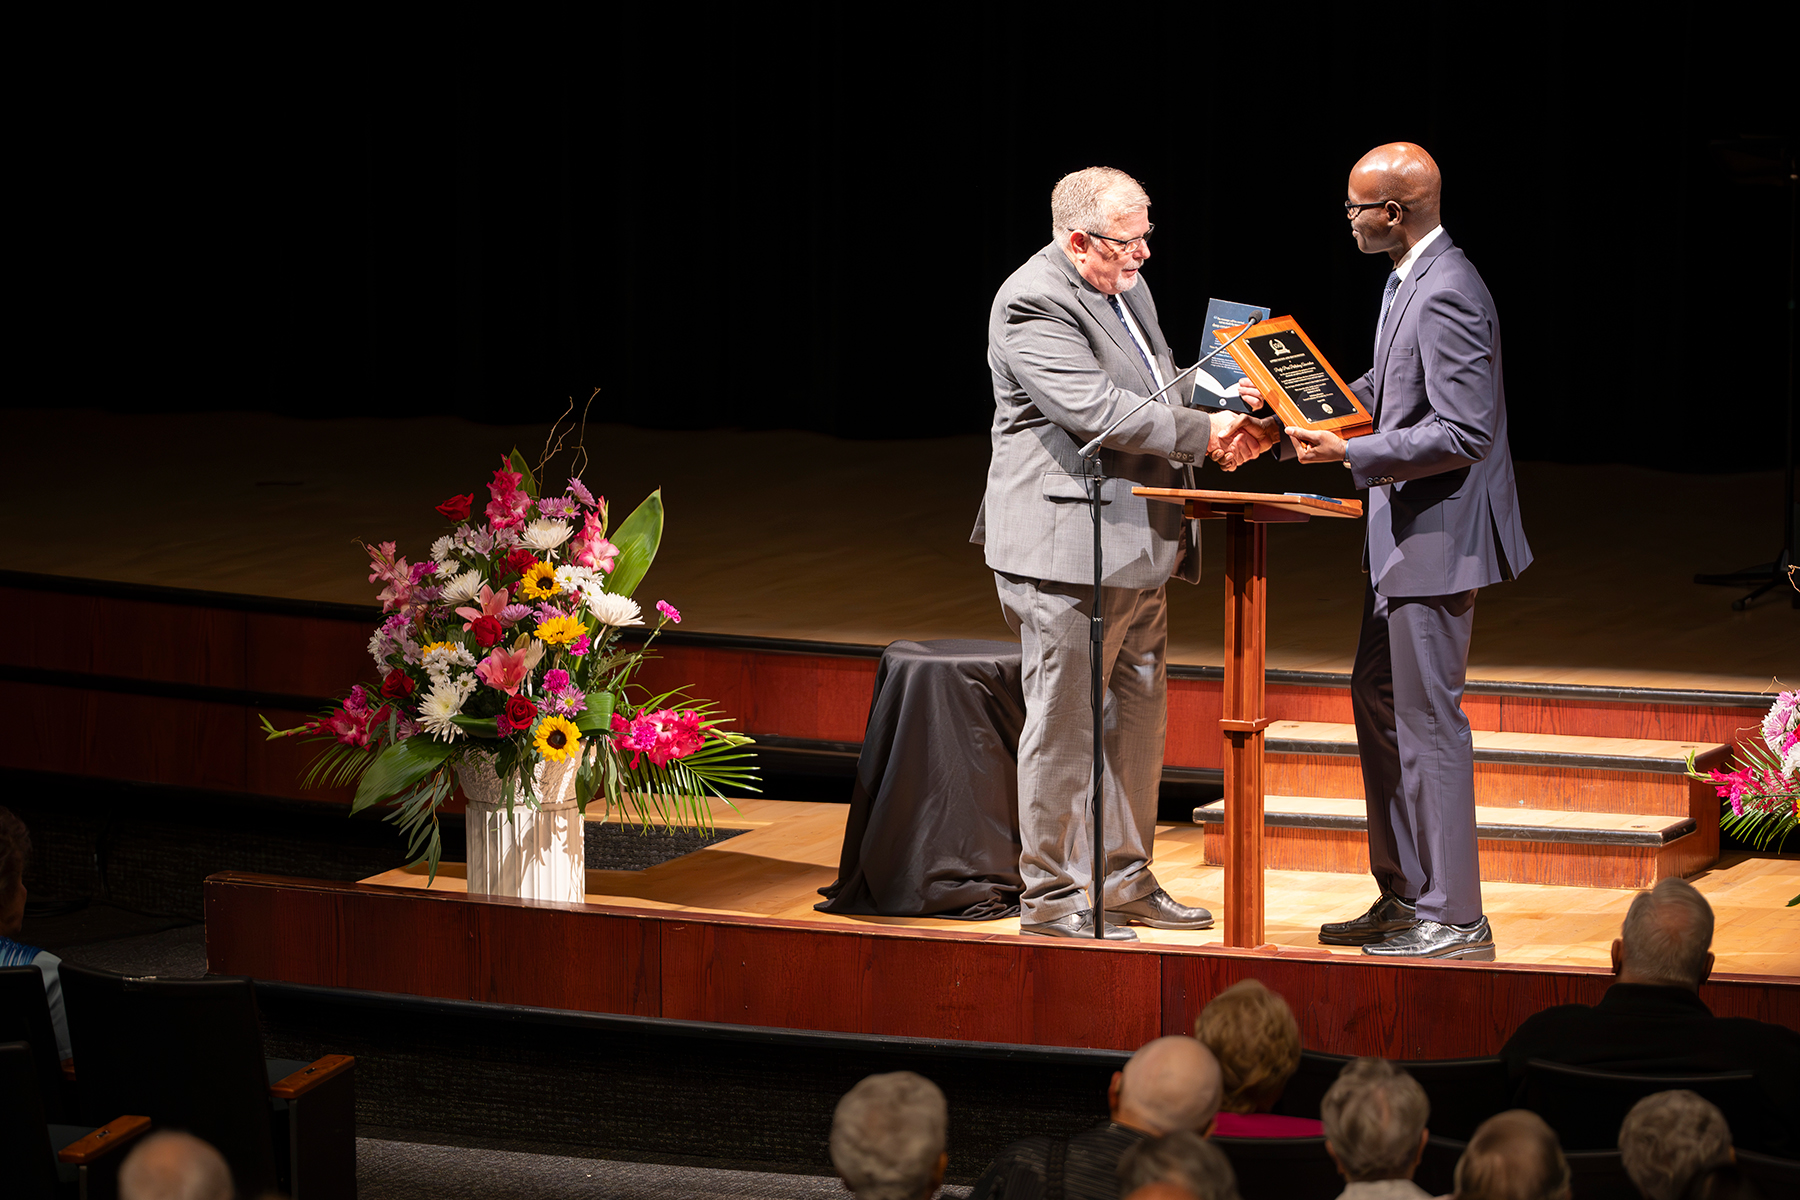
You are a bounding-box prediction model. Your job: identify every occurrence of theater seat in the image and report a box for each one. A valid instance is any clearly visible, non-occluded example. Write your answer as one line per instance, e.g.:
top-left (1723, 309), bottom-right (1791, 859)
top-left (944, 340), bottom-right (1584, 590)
top-left (58, 963), bottom-right (356, 1200)
top-left (1522, 1059), bottom-right (1778, 1154)
top-left (1563, 1149), bottom-right (1638, 1200)
top-left (2, 1039), bottom-right (148, 1200)
top-left (1211, 1135), bottom-right (1342, 1200)
top-left (1, 965), bottom-right (73, 1121)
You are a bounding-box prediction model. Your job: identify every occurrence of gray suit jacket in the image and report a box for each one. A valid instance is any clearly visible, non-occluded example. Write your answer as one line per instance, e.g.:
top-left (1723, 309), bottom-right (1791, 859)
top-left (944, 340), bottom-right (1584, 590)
top-left (972, 243), bottom-right (1218, 589)
top-left (1344, 233), bottom-right (1533, 596)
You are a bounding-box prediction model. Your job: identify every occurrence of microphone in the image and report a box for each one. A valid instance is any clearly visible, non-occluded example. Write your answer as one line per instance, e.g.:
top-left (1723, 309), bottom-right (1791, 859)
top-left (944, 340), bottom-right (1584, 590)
top-left (1078, 318), bottom-right (1265, 459)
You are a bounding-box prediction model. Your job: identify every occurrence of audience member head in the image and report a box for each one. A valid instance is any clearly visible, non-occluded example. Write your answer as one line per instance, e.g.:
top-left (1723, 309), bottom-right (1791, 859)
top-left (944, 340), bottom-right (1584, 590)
top-left (1109, 1036), bottom-right (1224, 1137)
top-left (119, 1131), bottom-right (233, 1200)
top-left (1123, 1186), bottom-right (1203, 1200)
top-left (0, 805), bottom-right (29, 937)
top-left (1193, 979), bottom-right (1302, 1115)
top-left (1321, 1057), bottom-right (1429, 1182)
top-left (1453, 1110), bottom-right (1570, 1200)
top-left (1118, 1130), bottom-right (1239, 1200)
top-left (1618, 1090), bottom-right (1734, 1200)
top-left (1614, 878), bottom-right (1715, 990)
top-left (830, 1071), bottom-right (948, 1200)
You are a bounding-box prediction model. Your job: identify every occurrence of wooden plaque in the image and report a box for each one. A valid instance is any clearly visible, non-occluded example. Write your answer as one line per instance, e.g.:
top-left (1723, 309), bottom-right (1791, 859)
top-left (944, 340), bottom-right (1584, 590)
top-left (1214, 315), bottom-right (1373, 438)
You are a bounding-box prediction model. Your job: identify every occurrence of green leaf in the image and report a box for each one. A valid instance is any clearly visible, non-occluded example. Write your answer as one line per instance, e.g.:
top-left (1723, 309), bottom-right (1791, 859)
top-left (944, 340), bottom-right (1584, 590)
top-left (351, 736), bottom-right (456, 814)
top-left (607, 489), bottom-right (664, 598)
top-left (509, 447), bottom-right (538, 498)
top-left (452, 714), bottom-right (500, 738)
top-left (574, 692), bottom-right (616, 733)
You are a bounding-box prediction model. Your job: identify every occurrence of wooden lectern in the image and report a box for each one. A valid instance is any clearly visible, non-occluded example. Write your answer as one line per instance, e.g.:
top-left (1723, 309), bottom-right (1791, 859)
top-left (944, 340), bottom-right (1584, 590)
top-left (1134, 488), bottom-right (1364, 947)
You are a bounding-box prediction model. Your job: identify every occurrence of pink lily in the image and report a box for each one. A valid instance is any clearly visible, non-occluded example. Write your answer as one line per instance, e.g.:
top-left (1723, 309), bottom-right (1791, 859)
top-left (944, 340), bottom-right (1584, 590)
top-left (454, 585), bottom-right (510, 632)
top-left (475, 645), bottom-right (535, 696)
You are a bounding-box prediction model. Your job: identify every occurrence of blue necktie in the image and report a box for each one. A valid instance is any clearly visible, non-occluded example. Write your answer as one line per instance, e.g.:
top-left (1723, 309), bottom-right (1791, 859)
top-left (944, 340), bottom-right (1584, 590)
top-left (1107, 294), bottom-right (1158, 382)
top-left (1374, 270), bottom-right (1401, 356)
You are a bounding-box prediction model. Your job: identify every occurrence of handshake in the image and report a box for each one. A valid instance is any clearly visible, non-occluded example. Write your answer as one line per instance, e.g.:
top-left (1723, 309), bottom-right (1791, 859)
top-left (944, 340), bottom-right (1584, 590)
top-left (1204, 383), bottom-right (1282, 472)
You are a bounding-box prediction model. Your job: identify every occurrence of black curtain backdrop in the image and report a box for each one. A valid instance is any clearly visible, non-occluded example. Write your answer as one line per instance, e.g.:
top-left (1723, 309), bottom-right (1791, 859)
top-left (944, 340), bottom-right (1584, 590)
top-left (35, 9), bottom-right (1796, 471)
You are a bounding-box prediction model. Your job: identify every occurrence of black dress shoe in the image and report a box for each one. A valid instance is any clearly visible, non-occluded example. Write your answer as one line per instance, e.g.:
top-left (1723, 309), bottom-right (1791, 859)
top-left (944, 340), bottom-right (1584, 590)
top-left (1106, 887), bottom-right (1215, 930)
top-left (1020, 910), bottom-right (1138, 941)
top-left (1319, 891), bottom-right (1419, 945)
top-left (1361, 916), bottom-right (1495, 961)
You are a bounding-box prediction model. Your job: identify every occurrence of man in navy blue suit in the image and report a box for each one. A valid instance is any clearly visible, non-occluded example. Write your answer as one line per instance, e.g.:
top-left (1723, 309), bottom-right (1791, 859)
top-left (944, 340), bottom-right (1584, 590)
top-left (1285, 143), bottom-right (1533, 959)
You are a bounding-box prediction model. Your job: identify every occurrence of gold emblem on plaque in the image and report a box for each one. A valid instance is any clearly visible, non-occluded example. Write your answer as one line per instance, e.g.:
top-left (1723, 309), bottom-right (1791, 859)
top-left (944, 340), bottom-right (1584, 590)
top-left (1322, 403), bottom-right (1334, 414)
top-left (1269, 338), bottom-right (1291, 357)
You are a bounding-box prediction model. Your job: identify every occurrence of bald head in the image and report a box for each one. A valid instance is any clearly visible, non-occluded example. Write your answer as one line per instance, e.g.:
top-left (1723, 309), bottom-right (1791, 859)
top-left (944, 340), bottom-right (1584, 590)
top-left (1351, 143), bottom-right (1442, 222)
top-left (1345, 142), bottom-right (1442, 262)
top-left (119, 1131), bottom-right (232, 1200)
top-left (1113, 1036), bottom-right (1224, 1136)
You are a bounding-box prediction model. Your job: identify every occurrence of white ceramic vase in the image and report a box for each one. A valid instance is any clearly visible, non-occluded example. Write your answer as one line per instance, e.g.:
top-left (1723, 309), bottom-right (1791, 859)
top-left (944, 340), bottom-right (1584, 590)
top-left (458, 754), bottom-right (586, 903)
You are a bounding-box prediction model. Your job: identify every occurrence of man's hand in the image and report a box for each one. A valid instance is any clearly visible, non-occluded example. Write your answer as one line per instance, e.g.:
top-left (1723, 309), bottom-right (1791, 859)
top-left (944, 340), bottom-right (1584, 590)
top-left (1209, 412), bottom-right (1280, 471)
top-left (1287, 426), bottom-right (1348, 464)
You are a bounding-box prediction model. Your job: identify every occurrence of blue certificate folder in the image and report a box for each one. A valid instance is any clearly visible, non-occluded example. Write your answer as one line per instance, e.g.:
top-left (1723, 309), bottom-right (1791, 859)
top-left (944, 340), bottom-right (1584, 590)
top-left (1193, 298), bottom-right (1270, 413)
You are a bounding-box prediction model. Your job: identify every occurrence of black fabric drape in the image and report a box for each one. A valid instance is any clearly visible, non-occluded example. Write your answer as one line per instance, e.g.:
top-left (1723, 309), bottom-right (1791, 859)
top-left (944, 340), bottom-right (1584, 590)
top-left (816, 639), bottom-right (1026, 920)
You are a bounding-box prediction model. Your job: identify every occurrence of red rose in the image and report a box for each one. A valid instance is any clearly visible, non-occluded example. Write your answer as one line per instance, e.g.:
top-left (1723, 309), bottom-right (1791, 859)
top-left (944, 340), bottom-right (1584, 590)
top-left (436, 493), bottom-right (473, 522)
top-left (380, 669), bottom-right (415, 700)
top-left (499, 695), bottom-right (538, 736)
top-left (500, 548), bottom-right (537, 579)
top-left (471, 616), bottom-right (504, 647)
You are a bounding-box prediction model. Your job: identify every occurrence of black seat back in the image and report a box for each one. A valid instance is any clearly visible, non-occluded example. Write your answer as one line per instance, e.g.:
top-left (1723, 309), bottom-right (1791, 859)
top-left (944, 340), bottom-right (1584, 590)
top-left (1522, 1059), bottom-right (1773, 1152)
top-left (1397, 1056), bottom-right (1511, 1142)
top-left (60, 962), bottom-right (276, 1197)
top-left (1272, 1049), bottom-right (1350, 1120)
top-left (1415, 1135), bottom-right (1466, 1196)
top-left (0, 1040), bottom-right (62, 1200)
top-left (1212, 1135), bottom-right (1342, 1200)
top-left (1564, 1149), bottom-right (1639, 1200)
top-left (0, 964), bottom-right (66, 1122)
top-left (1734, 1148), bottom-right (1800, 1193)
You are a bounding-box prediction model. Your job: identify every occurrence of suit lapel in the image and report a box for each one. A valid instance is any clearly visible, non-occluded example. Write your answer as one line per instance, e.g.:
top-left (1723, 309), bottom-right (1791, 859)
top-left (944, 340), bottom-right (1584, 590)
top-left (1048, 248), bottom-right (1158, 392)
top-left (1373, 234), bottom-right (1453, 417)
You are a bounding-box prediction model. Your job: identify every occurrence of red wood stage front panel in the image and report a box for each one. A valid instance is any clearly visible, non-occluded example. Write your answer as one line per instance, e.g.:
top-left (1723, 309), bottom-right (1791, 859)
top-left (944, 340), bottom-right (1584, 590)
top-left (205, 874), bottom-right (1799, 1058)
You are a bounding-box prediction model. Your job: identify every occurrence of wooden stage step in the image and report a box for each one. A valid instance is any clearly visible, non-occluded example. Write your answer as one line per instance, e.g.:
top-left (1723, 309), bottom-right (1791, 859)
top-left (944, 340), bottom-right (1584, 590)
top-left (1194, 796), bottom-right (1706, 888)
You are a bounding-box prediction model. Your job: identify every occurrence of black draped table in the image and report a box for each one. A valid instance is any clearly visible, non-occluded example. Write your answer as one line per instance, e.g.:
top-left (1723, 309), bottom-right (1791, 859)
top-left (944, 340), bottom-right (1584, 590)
top-left (815, 639), bottom-right (1026, 920)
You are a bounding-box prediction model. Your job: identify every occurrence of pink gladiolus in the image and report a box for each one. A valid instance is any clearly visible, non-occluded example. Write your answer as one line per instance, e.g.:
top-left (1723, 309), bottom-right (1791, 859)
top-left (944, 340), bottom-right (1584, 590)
top-left (485, 456), bottom-right (531, 530)
top-left (454, 585), bottom-right (510, 632)
top-left (475, 646), bottom-right (535, 696)
top-left (609, 707), bottom-right (706, 769)
top-left (319, 684), bottom-right (377, 747)
top-left (656, 600), bottom-right (681, 624)
top-left (568, 510), bottom-right (618, 573)
top-left (365, 542), bottom-right (415, 613)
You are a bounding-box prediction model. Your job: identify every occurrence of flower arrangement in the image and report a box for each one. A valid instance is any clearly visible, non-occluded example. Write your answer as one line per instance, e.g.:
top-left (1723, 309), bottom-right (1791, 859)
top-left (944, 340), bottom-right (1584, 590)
top-left (263, 448), bottom-right (757, 878)
top-left (1687, 687), bottom-right (1798, 906)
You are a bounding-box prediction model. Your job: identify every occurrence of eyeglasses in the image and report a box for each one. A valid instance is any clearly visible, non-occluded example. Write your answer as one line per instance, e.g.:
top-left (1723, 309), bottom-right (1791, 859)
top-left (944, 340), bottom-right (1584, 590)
top-left (1344, 200), bottom-right (1409, 217)
top-left (1079, 225), bottom-right (1154, 253)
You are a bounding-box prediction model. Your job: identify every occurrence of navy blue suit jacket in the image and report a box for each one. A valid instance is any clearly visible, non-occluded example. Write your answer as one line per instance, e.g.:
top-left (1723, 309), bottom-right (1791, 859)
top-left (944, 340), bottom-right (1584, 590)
top-left (1344, 233), bottom-right (1532, 597)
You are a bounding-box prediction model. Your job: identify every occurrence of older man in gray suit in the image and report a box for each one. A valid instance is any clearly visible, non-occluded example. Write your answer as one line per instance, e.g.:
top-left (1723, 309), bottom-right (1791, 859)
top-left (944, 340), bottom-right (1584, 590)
top-left (972, 166), bottom-right (1260, 940)
top-left (1285, 143), bottom-right (1532, 960)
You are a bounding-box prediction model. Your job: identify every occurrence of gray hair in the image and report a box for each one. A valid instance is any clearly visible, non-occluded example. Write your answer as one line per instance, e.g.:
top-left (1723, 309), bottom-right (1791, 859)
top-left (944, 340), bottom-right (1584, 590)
top-left (1453, 1110), bottom-right (1570, 1200)
top-left (830, 1071), bottom-right (947, 1200)
top-left (1118, 1130), bottom-right (1240, 1200)
top-left (1321, 1058), bottom-right (1430, 1182)
top-left (1620, 878), bottom-right (1715, 988)
top-left (1618, 1090), bottom-right (1733, 1200)
top-left (1050, 166), bottom-right (1149, 247)
top-left (119, 1131), bottom-right (233, 1200)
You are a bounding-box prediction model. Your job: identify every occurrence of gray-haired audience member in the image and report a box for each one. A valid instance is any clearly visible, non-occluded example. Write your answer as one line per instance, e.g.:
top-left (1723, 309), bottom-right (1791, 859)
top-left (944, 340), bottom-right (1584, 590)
top-left (1452, 1111), bottom-right (1570, 1200)
top-left (971, 1036), bottom-right (1224, 1200)
top-left (1321, 1058), bottom-right (1432, 1200)
top-left (1618, 1090), bottom-right (1734, 1200)
top-left (118, 1131), bottom-right (233, 1200)
top-left (1454, 1115), bottom-right (1569, 1200)
top-left (831, 1071), bottom-right (949, 1200)
top-left (1117, 1130), bottom-right (1239, 1200)
top-left (1499, 878), bottom-right (1799, 1155)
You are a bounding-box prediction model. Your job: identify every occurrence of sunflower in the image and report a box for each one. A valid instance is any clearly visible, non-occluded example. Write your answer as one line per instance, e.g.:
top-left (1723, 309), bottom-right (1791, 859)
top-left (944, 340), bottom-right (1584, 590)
top-left (534, 614), bottom-right (585, 646)
top-left (519, 560), bottom-right (561, 600)
top-left (534, 714), bottom-right (581, 762)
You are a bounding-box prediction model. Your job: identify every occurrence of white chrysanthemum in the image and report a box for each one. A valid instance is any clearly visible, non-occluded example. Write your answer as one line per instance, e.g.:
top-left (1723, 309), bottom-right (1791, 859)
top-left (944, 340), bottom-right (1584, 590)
top-left (430, 534), bottom-right (458, 565)
top-left (521, 519), bottom-right (572, 553)
top-left (422, 642), bottom-right (477, 681)
top-left (440, 568), bottom-right (485, 605)
top-left (555, 564), bottom-right (600, 594)
top-left (585, 591), bottom-right (643, 628)
top-left (417, 677), bottom-right (474, 742)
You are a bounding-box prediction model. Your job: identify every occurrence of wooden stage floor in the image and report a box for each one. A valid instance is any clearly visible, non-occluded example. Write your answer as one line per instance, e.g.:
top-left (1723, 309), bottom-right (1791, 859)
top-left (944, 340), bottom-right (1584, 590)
top-left (360, 797), bottom-right (1800, 979)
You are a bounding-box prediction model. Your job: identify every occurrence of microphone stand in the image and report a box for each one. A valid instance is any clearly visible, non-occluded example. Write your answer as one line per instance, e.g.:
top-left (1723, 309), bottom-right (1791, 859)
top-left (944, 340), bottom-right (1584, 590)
top-left (1074, 320), bottom-right (1261, 937)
